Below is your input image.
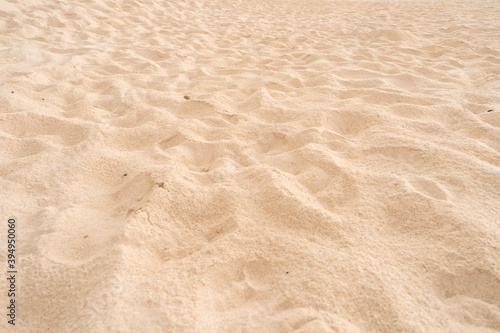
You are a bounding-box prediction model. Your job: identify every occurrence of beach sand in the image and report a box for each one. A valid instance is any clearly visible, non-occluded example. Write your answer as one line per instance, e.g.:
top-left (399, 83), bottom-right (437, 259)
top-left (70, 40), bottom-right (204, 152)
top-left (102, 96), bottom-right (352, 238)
top-left (1, 0), bottom-right (500, 331)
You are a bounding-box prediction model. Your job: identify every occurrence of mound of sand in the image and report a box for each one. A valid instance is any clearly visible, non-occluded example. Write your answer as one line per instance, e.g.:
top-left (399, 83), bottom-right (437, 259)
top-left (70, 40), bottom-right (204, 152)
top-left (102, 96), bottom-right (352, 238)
top-left (1, 0), bottom-right (499, 331)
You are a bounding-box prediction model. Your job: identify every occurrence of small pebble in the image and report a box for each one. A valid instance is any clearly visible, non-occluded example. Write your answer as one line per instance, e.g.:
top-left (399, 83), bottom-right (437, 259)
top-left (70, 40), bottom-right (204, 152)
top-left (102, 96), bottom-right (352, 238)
top-left (184, 95), bottom-right (191, 100)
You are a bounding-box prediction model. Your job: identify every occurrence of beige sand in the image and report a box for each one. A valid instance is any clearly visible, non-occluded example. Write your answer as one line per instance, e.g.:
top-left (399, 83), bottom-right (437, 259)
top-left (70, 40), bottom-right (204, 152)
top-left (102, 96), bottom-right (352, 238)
top-left (1, 0), bottom-right (500, 331)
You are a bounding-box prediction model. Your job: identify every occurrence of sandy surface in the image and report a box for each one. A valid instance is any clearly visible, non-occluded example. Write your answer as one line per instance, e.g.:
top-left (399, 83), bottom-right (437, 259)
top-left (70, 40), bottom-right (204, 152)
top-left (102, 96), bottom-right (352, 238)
top-left (1, 0), bottom-right (500, 331)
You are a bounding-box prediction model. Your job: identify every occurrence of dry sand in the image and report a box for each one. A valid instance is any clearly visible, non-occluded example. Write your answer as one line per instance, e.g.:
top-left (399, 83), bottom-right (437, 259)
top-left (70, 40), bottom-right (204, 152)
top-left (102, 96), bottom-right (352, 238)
top-left (1, 0), bottom-right (500, 331)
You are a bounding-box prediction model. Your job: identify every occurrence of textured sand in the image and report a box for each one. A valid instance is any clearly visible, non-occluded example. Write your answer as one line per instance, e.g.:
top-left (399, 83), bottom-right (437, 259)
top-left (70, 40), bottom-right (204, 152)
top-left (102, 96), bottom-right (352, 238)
top-left (1, 0), bottom-right (500, 331)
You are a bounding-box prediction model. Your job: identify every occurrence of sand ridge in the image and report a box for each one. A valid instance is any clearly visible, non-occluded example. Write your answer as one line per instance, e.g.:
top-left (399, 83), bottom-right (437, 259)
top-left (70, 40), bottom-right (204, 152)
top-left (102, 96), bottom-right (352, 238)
top-left (0, 0), bottom-right (500, 331)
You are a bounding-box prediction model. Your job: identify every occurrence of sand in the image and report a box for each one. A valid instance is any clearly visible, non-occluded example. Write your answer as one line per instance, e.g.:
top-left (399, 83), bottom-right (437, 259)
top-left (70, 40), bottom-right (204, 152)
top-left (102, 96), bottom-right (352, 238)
top-left (1, 0), bottom-right (500, 331)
